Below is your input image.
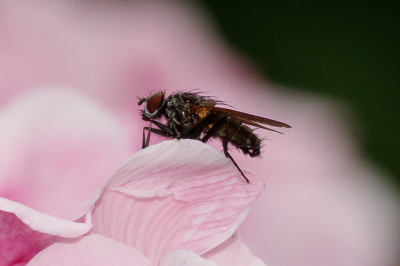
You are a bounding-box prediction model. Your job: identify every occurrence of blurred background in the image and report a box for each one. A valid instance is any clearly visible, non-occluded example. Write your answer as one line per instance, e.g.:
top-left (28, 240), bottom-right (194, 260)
top-left (198, 0), bottom-right (400, 186)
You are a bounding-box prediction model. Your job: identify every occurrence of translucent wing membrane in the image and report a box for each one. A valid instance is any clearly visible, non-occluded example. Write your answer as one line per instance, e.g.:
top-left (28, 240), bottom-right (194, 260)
top-left (212, 107), bottom-right (291, 132)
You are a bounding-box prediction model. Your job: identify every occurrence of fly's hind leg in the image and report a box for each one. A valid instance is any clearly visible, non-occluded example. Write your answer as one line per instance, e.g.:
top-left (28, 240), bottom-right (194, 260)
top-left (198, 116), bottom-right (249, 183)
top-left (222, 139), bottom-right (250, 184)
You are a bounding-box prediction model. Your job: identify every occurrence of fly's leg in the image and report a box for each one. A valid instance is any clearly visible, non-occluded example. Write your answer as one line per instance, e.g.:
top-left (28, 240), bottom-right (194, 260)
top-left (142, 126), bottom-right (175, 148)
top-left (184, 111), bottom-right (214, 139)
top-left (200, 116), bottom-right (250, 183)
top-left (200, 116), bottom-right (227, 143)
top-left (142, 120), bottom-right (176, 148)
top-left (222, 139), bottom-right (250, 184)
top-left (150, 120), bottom-right (176, 136)
top-left (142, 121), bottom-right (152, 148)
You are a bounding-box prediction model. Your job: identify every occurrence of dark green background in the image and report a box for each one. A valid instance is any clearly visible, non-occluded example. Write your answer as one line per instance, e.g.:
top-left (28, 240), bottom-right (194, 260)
top-left (199, 0), bottom-right (400, 184)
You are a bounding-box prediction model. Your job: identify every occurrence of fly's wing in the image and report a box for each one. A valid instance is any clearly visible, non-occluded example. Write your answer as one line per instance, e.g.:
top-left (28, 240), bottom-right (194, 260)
top-left (212, 107), bottom-right (291, 134)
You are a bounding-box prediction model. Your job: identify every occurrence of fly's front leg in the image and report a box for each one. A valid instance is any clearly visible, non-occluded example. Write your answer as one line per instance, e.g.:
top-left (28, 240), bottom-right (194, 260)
top-left (142, 120), bottom-right (177, 149)
top-left (142, 127), bottom-right (173, 148)
top-left (142, 121), bottom-right (152, 148)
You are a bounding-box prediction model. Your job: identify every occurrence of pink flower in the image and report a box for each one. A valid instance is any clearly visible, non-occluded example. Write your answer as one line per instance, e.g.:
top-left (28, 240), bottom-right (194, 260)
top-left (0, 1), bottom-right (399, 265)
top-left (1, 134), bottom-right (265, 265)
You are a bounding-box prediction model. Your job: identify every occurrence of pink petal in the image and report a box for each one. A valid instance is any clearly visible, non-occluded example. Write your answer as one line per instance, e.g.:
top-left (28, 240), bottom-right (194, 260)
top-left (108, 139), bottom-right (264, 251)
top-left (27, 234), bottom-right (150, 266)
top-left (160, 250), bottom-right (217, 266)
top-left (91, 190), bottom-right (193, 265)
top-left (0, 197), bottom-right (91, 265)
top-left (85, 139), bottom-right (264, 263)
top-left (202, 232), bottom-right (266, 266)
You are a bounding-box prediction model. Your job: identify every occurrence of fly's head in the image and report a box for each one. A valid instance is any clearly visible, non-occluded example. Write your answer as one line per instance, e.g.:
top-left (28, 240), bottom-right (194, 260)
top-left (138, 92), bottom-right (165, 120)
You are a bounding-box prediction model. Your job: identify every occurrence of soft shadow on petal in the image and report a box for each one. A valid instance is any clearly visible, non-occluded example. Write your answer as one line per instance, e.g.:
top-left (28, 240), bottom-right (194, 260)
top-left (160, 250), bottom-right (217, 266)
top-left (202, 232), bottom-right (266, 266)
top-left (0, 197), bottom-right (91, 266)
top-left (27, 234), bottom-right (150, 266)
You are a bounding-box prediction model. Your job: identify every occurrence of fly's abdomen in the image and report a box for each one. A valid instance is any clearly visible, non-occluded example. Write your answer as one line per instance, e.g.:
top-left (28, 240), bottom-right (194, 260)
top-left (218, 116), bottom-right (261, 157)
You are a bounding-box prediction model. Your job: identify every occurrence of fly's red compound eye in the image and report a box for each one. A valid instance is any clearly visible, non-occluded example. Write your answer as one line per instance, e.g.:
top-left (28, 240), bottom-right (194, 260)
top-left (144, 92), bottom-right (164, 117)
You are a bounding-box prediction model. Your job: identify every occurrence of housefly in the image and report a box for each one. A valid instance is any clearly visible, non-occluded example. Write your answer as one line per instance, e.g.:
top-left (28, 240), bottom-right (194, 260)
top-left (137, 91), bottom-right (291, 183)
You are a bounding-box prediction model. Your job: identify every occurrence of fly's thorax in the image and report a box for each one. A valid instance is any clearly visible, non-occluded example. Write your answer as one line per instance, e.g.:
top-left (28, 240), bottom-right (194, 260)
top-left (165, 93), bottom-right (205, 129)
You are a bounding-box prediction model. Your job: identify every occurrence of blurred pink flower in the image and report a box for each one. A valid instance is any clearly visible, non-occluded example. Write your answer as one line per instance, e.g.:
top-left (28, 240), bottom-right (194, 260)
top-left (1, 138), bottom-right (265, 265)
top-left (0, 1), bottom-right (399, 266)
